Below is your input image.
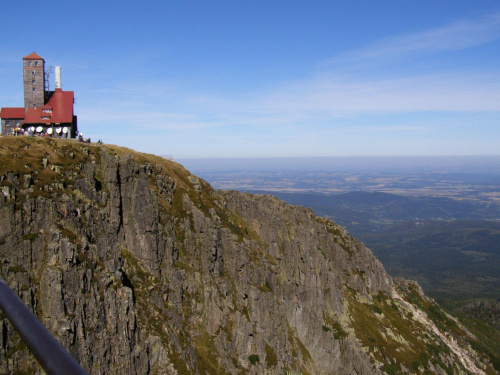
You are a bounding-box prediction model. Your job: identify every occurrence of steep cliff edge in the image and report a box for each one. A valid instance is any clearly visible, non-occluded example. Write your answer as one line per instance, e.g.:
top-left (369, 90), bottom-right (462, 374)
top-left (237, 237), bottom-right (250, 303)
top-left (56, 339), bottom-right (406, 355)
top-left (0, 137), bottom-right (496, 374)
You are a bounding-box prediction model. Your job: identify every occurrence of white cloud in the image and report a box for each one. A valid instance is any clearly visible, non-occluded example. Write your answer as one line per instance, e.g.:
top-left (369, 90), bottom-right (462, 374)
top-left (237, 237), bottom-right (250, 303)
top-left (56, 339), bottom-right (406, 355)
top-left (77, 13), bottom-right (500, 140)
top-left (255, 14), bottom-right (500, 120)
top-left (257, 72), bottom-right (500, 120)
top-left (325, 13), bottom-right (500, 68)
top-left (78, 68), bottom-right (500, 136)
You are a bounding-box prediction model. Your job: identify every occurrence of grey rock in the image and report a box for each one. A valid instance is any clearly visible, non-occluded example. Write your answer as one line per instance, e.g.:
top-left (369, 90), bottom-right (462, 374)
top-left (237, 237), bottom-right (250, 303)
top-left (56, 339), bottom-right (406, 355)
top-left (0, 139), bottom-right (494, 375)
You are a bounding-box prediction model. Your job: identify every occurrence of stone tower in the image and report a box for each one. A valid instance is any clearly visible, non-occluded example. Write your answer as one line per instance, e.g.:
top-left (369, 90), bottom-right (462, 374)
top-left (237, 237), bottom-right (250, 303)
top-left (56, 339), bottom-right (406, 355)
top-left (23, 52), bottom-right (45, 110)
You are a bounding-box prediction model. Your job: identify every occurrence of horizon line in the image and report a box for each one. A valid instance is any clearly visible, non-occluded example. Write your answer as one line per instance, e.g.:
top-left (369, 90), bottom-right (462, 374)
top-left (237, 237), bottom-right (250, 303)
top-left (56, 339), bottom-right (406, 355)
top-left (177, 154), bottom-right (500, 160)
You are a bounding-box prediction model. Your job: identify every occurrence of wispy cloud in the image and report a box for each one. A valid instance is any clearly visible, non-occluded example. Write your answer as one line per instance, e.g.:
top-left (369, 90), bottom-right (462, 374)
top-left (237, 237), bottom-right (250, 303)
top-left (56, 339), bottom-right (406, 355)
top-left (79, 70), bottom-right (500, 135)
top-left (326, 13), bottom-right (500, 68)
top-left (77, 13), bottom-right (500, 139)
top-left (248, 14), bottom-right (500, 122)
top-left (257, 71), bottom-right (500, 119)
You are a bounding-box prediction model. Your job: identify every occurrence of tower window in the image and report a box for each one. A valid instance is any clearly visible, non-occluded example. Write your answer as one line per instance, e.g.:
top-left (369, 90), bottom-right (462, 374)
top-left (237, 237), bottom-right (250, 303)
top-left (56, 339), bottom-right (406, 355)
top-left (33, 104), bottom-right (36, 108)
top-left (32, 88), bottom-right (36, 92)
top-left (32, 79), bottom-right (35, 84)
top-left (28, 61), bottom-right (32, 67)
top-left (35, 61), bottom-right (39, 66)
top-left (5, 121), bottom-right (10, 126)
top-left (32, 71), bottom-right (35, 76)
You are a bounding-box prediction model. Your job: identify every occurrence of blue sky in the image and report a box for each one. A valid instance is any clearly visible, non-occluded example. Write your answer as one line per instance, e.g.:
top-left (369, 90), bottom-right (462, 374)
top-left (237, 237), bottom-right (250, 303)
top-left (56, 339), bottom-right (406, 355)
top-left (1, 1), bottom-right (499, 158)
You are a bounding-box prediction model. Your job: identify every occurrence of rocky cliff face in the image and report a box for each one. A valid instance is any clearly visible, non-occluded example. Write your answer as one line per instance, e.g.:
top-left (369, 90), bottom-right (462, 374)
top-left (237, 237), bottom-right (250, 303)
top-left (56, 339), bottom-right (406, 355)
top-left (0, 137), bottom-right (496, 374)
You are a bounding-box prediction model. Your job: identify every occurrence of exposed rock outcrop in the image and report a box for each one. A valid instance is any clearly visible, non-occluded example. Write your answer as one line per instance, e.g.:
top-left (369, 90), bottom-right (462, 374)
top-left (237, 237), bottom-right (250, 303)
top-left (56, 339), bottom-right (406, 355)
top-left (0, 138), bottom-right (495, 374)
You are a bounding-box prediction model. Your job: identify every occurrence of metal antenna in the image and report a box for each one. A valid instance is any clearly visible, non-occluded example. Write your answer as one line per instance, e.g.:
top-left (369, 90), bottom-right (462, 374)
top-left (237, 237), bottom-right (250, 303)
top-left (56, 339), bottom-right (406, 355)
top-left (45, 65), bottom-right (54, 92)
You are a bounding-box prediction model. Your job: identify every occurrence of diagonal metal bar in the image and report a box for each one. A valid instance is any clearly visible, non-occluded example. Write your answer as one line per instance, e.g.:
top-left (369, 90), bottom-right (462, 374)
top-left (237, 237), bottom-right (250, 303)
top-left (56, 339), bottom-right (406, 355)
top-left (0, 277), bottom-right (87, 375)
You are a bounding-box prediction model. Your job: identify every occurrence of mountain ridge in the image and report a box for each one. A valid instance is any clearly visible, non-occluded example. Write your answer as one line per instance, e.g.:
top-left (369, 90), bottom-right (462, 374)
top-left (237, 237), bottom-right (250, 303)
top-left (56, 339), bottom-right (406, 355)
top-left (242, 190), bottom-right (500, 306)
top-left (0, 137), bottom-right (496, 374)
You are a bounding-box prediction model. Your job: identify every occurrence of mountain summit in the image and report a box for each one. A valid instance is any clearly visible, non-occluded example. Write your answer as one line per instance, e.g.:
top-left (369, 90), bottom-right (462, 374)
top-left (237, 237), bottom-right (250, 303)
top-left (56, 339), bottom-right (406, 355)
top-left (0, 137), bottom-right (495, 374)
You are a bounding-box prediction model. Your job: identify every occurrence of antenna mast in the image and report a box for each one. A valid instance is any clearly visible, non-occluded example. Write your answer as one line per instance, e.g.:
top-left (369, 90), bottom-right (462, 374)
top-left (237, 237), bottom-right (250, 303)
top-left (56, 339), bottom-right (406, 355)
top-left (45, 66), bottom-right (54, 92)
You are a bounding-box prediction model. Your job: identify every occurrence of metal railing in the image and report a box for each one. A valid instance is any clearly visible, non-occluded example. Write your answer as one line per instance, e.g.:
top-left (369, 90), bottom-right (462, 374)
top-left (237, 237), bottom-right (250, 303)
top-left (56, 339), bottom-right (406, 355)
top-left (0, 277), bottom-right (88, 375)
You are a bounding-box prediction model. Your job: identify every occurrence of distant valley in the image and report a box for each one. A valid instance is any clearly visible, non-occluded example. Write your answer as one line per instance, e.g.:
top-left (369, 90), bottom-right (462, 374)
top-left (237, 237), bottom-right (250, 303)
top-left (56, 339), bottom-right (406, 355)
top-left (245, 191), bottom-right (500, 305)
top-left (185, 156), bottom-right (500, 309)
top-left (184, 158), bottom-right (500, 367)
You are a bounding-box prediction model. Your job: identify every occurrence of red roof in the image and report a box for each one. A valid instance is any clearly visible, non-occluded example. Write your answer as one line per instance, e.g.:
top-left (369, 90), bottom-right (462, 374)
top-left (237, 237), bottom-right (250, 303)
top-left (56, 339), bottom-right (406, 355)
top-left (0, 107), bottom-right (25, 119)
top-left (24, 89), bottom-right (74, 125)
top-left (24, 108), bottom-right (47, 124)
top-left (23, 52), bottom-right (44, 60)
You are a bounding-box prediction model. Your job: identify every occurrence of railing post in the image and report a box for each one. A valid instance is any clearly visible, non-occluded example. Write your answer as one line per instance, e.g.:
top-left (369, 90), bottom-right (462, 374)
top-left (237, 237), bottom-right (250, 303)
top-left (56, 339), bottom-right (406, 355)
top-left (0, 277), bottom-right (87, 375)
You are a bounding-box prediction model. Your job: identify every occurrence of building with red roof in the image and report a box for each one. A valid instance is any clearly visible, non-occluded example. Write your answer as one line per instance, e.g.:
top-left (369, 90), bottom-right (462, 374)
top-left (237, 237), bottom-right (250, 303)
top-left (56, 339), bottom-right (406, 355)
top-left (23, 52), bottom-right (44, 60)
top-left (0, 108), bottom-right (26, 134)
top-left (0, 52), bottom-right (78, 137)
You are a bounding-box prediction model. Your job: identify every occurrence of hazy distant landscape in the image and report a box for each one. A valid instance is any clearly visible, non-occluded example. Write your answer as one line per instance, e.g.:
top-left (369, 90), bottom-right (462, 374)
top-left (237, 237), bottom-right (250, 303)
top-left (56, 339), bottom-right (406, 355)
top-left (181, 155), bottom-right (500, 201)
top-left (184, 156), bottom-right (500, 311)
top-left (185, 156), bottom-right (500, 365)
